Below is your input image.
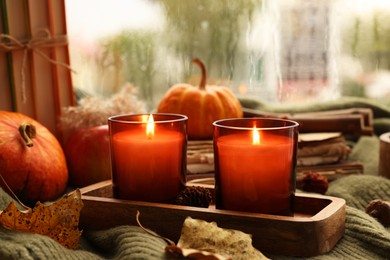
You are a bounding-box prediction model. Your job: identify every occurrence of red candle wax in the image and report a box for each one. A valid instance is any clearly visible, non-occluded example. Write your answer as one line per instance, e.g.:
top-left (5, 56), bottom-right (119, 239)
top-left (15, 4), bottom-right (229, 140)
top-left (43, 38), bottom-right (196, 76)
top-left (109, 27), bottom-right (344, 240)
top-left (215, 131), bottom-right (295, 214)
top-left (111, 127), bottom-right (185, 202)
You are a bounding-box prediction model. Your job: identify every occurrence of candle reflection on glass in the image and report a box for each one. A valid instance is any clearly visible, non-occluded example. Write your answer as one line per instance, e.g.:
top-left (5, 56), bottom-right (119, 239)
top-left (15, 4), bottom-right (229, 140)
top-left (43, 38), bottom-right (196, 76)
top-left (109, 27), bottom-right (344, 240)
top-left (213, 118), bottom-right (299, 215)
top-left (108, 113), bottom-right (187, 203)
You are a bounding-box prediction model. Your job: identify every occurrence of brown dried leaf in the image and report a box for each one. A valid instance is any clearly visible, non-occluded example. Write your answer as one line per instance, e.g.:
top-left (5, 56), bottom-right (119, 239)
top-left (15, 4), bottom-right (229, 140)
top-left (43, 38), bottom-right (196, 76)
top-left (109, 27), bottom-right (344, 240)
top-left (0, 189), bottom-right (83, 249)
top-left (175, 217), bottom-right (269, 260)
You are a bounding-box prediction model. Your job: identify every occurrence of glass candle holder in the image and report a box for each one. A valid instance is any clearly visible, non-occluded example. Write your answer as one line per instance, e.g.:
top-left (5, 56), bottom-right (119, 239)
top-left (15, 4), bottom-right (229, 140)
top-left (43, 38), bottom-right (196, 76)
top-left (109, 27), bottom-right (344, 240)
top-left (108, 113), bottom-right (188, 203)
top-left (213, 118), bottom-right (299, 215)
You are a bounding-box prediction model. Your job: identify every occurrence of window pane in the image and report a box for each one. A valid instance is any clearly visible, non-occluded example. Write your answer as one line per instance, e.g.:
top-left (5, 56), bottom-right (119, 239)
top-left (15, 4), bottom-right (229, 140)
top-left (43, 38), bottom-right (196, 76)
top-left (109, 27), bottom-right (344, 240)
top-left (66, 0), bottom-right (390, 110)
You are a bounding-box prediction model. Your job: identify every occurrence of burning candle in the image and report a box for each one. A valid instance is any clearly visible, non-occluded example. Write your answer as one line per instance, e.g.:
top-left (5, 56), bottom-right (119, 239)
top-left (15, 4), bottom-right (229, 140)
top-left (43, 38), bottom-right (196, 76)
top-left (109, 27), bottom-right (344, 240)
top-left (213, 118), bottom-right (299, 215)
top-left (108, 113), bottom-right (187, 202)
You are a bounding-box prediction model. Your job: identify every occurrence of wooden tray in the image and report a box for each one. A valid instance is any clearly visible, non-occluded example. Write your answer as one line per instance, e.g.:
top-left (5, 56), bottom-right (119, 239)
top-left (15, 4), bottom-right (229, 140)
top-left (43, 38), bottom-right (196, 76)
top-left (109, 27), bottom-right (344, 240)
top-left (79, 180), bottom-right (346, 257)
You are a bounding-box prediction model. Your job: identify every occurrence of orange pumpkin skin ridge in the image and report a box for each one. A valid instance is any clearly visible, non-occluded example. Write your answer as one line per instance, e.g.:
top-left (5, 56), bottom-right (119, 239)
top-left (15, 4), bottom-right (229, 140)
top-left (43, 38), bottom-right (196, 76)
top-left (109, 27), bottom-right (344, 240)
top-left (157, 84), bottom-right (243, 140)
top-left (0, 111), bottom-right (68, 203)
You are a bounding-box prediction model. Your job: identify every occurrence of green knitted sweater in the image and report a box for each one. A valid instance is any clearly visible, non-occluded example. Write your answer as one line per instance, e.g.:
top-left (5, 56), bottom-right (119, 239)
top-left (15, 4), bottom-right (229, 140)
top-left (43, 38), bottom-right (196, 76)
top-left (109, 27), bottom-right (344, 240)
top-left (1, 97), bottom-right (390, 259)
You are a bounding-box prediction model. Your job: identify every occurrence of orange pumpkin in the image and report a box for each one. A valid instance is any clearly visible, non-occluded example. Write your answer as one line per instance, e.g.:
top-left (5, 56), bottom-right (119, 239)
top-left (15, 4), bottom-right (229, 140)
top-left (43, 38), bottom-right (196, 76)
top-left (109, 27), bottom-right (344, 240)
top-left (157, 59), bottom-right (243, 140)
top-left (0, 111), bottom-right (68, 203)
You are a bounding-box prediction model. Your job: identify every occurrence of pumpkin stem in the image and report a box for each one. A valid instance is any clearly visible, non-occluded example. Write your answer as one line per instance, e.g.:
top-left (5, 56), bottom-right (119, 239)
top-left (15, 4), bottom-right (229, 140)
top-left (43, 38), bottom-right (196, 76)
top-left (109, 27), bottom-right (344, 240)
top-left (192, 58), bottom-right (207, 90)
top-left (18, 122), bottom-right (36, 147)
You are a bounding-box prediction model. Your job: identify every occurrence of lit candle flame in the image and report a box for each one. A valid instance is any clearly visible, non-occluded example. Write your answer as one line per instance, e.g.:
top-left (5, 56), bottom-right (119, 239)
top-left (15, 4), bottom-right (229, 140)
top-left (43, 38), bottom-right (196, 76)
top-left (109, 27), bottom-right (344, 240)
top-left (252, 126), bottom-right (260, 145)
top-left (141, 115), bottom-right (149, 123)
top-left (146, 114), bottom-right (154, 139)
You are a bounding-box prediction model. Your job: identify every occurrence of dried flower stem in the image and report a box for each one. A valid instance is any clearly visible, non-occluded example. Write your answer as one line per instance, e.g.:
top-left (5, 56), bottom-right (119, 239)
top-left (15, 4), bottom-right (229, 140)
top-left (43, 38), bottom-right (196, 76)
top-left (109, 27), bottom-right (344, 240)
top-left (0, 173), bottom-right (30, 210)
top-left (135, 210), bottom-right (176, 246)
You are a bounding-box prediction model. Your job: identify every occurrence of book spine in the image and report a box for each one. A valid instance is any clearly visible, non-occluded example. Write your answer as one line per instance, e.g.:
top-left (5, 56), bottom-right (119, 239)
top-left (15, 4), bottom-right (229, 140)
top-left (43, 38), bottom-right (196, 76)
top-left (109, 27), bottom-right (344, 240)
top-left (0, 0), bottom-right (15, 111)
top-left (47, 0), bottom-right (75, 142)
top-left (28, 0), bottom-right (57, 135)
top-left (7, 0), bottom-right (35, 117)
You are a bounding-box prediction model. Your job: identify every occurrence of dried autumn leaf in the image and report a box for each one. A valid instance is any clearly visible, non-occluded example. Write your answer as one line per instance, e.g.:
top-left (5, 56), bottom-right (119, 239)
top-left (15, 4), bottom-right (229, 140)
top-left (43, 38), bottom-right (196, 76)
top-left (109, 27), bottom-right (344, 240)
top-left (175, 217), bottom-right (269, 260)
top-left (0, 189), bottom-right (83, 249)
top-left (137, 211), bottom-right (225, 259)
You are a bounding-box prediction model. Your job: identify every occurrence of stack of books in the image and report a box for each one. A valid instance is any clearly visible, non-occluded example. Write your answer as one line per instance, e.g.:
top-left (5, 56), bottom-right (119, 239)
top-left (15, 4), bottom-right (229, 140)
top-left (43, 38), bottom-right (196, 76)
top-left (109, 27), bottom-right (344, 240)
top-left (243, 107), bottom-right (373, 136)
top-left (296, 132), bottom-right (363, 185)
top-left (187, 108), bottom-right (371, 183)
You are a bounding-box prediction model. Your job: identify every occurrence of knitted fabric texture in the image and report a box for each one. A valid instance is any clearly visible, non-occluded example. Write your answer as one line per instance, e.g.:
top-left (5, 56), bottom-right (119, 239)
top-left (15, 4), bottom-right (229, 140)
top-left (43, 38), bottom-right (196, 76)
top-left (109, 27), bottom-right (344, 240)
top-left (3, 177), bottom-right (389, 260)
top-left (319, 175), bottom-right (390, 260)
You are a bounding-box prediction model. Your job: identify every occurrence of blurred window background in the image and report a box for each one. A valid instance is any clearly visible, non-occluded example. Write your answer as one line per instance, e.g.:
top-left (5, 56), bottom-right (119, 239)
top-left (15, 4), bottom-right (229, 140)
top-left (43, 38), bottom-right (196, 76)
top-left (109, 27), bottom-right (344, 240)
top-left (65, 0), bottom-right (390, 110)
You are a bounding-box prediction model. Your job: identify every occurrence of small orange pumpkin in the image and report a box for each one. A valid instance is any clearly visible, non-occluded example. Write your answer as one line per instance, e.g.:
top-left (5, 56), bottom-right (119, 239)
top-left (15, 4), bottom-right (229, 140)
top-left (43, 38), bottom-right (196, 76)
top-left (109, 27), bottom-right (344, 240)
top-left (157, 59), bottom-right (243, 140)
top-left (0, 111), bottom-right (68, 203)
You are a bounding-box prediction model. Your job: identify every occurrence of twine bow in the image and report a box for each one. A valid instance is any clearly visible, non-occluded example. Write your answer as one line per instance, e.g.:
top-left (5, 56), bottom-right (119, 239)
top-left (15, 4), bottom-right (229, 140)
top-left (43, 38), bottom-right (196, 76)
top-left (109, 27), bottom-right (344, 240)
top-left (0, 28), bottom-right (76, 103)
